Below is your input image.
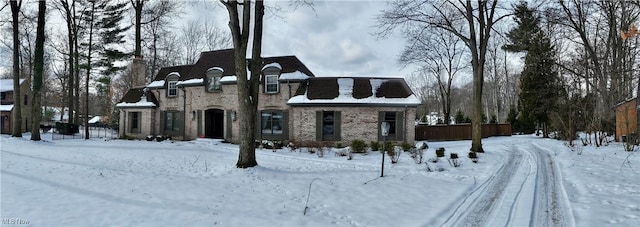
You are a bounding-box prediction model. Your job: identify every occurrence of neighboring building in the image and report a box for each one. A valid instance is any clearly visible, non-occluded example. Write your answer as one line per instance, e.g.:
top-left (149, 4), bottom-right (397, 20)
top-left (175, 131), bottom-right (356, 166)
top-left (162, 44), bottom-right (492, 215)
top-left (0, 79), bottom-right (31, 134)
top-left (116, 49), bottom-right (421, 145)
top-left (615, 97), bottom-right (637, 142)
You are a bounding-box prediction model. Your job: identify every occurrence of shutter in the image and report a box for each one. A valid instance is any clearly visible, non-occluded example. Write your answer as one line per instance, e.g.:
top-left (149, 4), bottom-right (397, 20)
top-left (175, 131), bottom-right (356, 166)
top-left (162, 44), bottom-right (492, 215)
top-left (396, 111), bottom-right (405, 141)
top-left (334, 111), bottom-right (341, 141)
top-left (197, 110), bottom-right (202, 137)
top-left (316, 111), bottom-right (322, 141)
top-left (177, 111), bottom-right (184, 134)
top-left (377, 111), bottom-right (384, 141)
top-left (255, 111), bottom-right (261, 139)
top-left (282, 110), bottom-right (289, 139)
top-left (225, 110), bottom-right (232, 141)
top-left (159, 111), bottom-right (166, 134)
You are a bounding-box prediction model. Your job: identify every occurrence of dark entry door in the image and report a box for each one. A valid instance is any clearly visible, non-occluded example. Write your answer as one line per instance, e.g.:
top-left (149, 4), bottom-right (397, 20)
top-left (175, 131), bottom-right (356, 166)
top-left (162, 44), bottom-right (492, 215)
top-left (205, 109), bottom-right (224, 139)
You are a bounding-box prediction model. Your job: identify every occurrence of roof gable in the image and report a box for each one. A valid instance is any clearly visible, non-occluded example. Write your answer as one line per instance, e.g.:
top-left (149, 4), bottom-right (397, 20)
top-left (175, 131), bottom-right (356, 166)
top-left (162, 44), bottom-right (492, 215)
top-left (0, 79), bottom-right (25, 92)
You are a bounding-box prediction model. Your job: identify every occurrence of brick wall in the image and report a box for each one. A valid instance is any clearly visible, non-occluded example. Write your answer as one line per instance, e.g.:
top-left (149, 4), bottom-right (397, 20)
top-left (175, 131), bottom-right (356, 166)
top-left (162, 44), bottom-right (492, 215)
top-left (290, 106), bottom-right (416, 145)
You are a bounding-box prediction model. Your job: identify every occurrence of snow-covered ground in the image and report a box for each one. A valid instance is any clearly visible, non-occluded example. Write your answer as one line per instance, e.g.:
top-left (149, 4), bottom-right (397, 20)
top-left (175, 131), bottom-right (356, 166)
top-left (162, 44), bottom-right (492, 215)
top-left (1, 134), bottom-right (638, 226)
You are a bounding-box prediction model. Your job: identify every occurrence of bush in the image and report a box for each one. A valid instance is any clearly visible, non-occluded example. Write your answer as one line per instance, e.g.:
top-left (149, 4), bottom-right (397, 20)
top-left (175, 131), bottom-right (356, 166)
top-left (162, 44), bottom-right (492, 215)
top-left (388, 146), bottom-right (401, 163)
top-left (400, 141), bottom-right (413, 151)
top-left (351, 140), bottom-right (368, 153)
top-left (145, 135), bottom-right (155, 141)
top-left (384, 141), bottom-right (394, 153)
top-left (436, 147), bottom-right (445, 157)
top-left (450, 153), bottom-right (459, 159)
top-left (370, 141), bottom-right (381, 151)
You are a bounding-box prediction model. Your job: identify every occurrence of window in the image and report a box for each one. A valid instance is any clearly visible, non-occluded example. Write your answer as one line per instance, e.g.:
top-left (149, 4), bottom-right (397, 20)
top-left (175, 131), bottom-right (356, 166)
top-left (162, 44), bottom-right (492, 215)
top-left (168, 81), bottom-right (178, 97)
top-left (166, 73), bottom-right (179, 97)
top-left (316, 111), bottom-right (341, 141)
top-left (206, 68), bottom-right (223, 92)
top-left (261, 111), bottom-right (283, 135)
top-left (165, 111), bottom-right (180, 132)
top-left (1, 92), bottom-right (5, 101)
top-left (24, 95), bottom-right (28, 106)
top-left (322, 112), bottom-right (335, 138)
top-left (379, 111), bottom-right (404, 141)
top-left (265, 74), bottom-right (279, 93)
top-left (129, 112), bottom-right (140, 133)
top-left (384, 112), bottom-right (397, 138)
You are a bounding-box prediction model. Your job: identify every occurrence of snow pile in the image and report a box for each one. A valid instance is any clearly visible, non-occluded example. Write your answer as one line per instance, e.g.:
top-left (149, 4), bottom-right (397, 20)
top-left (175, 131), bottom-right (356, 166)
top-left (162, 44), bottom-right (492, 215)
top-left (146, 80), bottom-right (164, 89)
top-left (176, 78), bottom-right (204, 86)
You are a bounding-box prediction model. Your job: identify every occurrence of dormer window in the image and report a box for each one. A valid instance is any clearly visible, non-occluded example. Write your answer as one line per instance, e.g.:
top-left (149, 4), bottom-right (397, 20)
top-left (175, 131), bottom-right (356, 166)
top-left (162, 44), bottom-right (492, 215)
top-left (263, 66), bottom-right (280, 94)
top-left (265, 74), bottom-right (279, 93)
top-left (206, 68), bottom-right (223, 92)
top-left (166, 73), bottom-right (179, 97)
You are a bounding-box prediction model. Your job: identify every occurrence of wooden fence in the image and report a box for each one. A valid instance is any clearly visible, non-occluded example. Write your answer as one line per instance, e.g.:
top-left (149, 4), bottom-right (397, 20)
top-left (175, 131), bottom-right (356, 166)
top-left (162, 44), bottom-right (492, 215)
top-left (415, 123), bottom-right (512, 141)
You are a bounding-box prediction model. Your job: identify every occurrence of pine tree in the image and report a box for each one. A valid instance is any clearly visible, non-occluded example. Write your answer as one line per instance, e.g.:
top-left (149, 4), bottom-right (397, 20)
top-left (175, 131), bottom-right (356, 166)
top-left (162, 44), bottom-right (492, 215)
top-left (518, 32), bottom-right (559, 137)
top-left (503, 2), bottom-right (541, 52)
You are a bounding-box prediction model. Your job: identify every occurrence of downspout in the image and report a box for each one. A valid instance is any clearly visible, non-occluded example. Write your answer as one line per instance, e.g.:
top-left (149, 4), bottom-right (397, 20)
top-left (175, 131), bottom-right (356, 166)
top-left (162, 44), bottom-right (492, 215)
top-left (404, 105), bottom-right (408, 143)
top-left (154, 89), bottom-right (161, 136)
top-left (182, 86), bottom-right (187, 141)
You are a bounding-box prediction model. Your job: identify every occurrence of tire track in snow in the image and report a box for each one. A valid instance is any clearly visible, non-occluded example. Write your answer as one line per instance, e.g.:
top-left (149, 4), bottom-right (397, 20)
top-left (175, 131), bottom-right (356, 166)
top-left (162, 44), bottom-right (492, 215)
top-left (438, 147), bottom-right (524, 227)
top-left (530, 142), bottom-right (574, 227)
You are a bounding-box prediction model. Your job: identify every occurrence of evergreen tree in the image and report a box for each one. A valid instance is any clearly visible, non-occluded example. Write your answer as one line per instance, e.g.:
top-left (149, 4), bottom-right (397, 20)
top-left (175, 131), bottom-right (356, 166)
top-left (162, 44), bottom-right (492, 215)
top-left (454, 110), bottom-right (465, 124)
top-left (518, 32), bottom-right (560, 137)
top-left (503, 2), bottom-right (541, 52)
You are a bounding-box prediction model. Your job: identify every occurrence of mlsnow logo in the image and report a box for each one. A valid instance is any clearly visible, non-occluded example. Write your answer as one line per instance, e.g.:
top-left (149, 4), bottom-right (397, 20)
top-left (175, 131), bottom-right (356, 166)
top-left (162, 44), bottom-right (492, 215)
top-left (2, 218), bottom-right (30, 225)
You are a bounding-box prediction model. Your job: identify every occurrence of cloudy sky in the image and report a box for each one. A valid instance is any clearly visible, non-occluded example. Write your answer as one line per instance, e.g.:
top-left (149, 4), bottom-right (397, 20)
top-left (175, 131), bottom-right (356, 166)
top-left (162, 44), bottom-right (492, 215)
top-left (0, 1), bottom-right (415, 80)
top-left (188, 1), bottom-right (414, 78)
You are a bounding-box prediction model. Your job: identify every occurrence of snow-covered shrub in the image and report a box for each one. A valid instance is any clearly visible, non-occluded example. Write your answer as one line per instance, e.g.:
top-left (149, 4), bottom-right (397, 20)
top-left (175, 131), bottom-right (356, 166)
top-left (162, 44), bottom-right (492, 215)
top-left (145, 135), bottom-right (155, 141)
top-left (351, 140), bottom-right (368, 153)
top-left (449, 153), bottom-right (461, 167)
top-left (156, 135), bottom-right (168, 142)
top-left (409, 148), bottom-right (424, 164)
top-left (388, 146), bottom-right (401, 164)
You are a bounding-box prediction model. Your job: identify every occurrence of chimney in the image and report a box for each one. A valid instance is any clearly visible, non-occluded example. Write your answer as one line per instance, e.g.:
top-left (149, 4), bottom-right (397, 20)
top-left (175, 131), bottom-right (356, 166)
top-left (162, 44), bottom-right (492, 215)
top-left (132, 56), bottom-right (146, 87)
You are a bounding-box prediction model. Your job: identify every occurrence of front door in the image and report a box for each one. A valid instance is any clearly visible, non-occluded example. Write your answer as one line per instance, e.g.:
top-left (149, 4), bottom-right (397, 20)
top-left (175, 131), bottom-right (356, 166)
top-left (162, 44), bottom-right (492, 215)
top-left (205, 109), bottom-right (224, 139)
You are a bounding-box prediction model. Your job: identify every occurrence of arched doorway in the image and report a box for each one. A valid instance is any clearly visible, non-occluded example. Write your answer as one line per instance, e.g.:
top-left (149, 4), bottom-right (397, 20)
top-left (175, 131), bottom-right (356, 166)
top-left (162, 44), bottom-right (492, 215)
top-left (205, 109), bottom-right (224, 139)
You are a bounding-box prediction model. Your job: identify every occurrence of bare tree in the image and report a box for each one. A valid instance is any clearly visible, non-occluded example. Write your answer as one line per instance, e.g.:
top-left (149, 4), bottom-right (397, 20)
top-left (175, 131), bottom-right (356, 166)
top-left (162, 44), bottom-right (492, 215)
top-left (219, 0), bottom-right (264, 168)
top-left (378, 0), bottom-right (509, 152)
top-left (30, 0), bottom-right (45, 141)
top-left (400, 29), bottom-right (467, 125)
top-left (10, 0), bottom-right (22, 137)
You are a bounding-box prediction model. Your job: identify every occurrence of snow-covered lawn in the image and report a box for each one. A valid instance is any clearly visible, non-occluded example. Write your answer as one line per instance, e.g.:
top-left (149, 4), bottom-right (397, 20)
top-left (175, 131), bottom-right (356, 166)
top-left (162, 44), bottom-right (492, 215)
top-left (1, 134), bottom-right (638, 226)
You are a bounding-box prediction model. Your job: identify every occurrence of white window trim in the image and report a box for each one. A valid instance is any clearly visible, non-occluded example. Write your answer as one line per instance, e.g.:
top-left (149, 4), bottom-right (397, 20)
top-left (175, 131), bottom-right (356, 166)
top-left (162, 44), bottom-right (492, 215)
top-left (168, 81), bottom-right (178, 97)
top-left (265, 74), bottom-right (279, 93)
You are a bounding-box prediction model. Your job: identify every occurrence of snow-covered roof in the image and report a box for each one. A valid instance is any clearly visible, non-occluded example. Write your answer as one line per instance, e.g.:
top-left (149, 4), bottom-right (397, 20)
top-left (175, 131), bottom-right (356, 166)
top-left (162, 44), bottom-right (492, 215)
top-left (0, 104), bottom-right (14, 111)
top-left (0, 79), bottom-right (25, 92)
top-left (220, 75), bottom-right (237, 84)
top-left (176, 78), bottom-right (203, 86)
top-left (288, 77), bottom-right (421, 107)
top-left (147, 80), bottom-right (165, 89)
top-left (262, 62), bottom-right (282, 70)
top-left (116, 98), bottom-right (157, 108)
top-left (279, 71), bottom-right (310, 81)
top-left (88, 116), bottom-right (103, 124)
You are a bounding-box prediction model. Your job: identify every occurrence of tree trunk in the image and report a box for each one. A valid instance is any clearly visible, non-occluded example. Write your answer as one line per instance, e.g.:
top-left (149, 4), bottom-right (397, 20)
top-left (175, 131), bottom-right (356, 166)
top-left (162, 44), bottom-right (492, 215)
top-left (468, 0), bottom-right (484, 153)
top-left (85, 1), bottom-right (96, 140)
top-left (10, 0), bottom-right (22, 137)
top-left (222, 0), bottom-right (259, 168)
top-left (30, 0), bottom-right (46, 141)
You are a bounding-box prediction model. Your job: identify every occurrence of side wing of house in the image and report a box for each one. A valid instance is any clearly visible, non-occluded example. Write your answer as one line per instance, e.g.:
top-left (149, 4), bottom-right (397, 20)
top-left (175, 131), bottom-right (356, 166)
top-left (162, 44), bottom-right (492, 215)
top-left (0, 79), bottom-right (31, 134)
top-left (287, 77), bottom-right (421, 146)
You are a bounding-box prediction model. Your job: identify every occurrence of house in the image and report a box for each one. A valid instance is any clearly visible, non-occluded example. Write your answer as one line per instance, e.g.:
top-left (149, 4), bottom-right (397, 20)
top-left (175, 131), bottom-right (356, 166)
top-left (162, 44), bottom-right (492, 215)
top-left (116, 49), bottom-right (421, 145)
top-left (0, 79), bottom-right (31, 134)
top-left (615, 97), bottom-right (637, 142)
